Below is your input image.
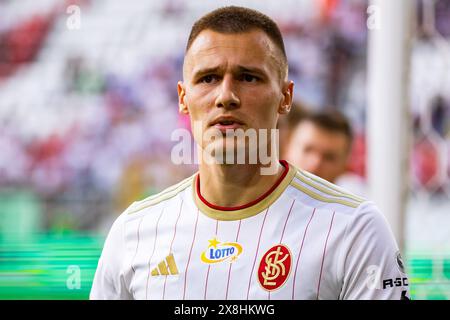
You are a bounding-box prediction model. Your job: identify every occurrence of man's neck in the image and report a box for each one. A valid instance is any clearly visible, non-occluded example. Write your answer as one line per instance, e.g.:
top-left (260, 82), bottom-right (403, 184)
top-left (198, 161), bottom-right (285, 208)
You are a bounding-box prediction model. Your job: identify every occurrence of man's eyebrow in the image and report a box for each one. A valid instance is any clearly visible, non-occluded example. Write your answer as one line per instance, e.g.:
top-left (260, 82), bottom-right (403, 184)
top-left (235, 65), bottom-right (267, 76)
top-left (192, 65), bottom-right (267, 78)
top-left (192, 66), bottom-right (223, 79)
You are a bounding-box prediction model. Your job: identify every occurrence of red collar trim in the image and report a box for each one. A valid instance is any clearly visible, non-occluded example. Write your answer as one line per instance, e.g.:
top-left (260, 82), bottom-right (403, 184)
top-left (196, 160), bottom-right (289, 211)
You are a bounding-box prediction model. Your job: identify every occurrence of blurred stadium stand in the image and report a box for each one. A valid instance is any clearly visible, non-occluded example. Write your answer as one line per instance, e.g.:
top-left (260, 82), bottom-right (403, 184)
top-left (0, 0), bottom-right (449, 299)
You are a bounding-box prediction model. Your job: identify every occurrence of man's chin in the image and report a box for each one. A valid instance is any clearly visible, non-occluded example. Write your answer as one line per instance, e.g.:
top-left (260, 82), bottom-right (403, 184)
top-left (200, 140), bottom-right (255, 165)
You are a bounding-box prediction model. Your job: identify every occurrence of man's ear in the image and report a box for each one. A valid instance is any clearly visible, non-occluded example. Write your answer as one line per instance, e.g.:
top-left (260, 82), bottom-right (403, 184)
top-left (177, 81), bottom-right (189, 115)
top-left (278, 80), bottom-right (294, 114)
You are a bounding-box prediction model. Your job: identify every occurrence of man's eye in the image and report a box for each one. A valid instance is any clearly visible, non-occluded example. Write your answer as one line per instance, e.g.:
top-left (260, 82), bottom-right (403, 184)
top-left (200, 75), bottom-right (218, 84)
top-left (241, 74), bottom-right (258, 82)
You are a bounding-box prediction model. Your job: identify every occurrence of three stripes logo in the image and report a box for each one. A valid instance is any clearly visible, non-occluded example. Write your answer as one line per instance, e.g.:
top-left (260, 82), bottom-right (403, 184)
top-left (151, 253), bottom-right (179, 276)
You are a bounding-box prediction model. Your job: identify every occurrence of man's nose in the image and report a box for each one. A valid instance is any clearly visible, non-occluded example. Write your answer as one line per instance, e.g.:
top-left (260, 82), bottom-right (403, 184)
top-left (215, 76), bottom-right (240, 109)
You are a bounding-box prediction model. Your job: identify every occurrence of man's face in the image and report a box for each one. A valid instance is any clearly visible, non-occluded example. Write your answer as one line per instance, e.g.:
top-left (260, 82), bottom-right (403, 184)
top-left (178, 29), bottom-right (293, 158)
top-left (286, 121), bottom-right (350, 182)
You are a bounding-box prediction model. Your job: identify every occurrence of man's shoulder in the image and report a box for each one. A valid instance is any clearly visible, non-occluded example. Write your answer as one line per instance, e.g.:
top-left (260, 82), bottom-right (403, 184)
top-left (122, 173), bottom-right (196, 218)
top-left (287, 166), bottom-right (368, 216)
top-left (286, 167), bottom-right (391, 239)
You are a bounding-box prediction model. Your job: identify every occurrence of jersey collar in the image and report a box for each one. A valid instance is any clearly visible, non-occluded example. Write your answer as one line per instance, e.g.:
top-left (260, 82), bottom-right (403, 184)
top-left (193, 160), bottom-right (297, 221)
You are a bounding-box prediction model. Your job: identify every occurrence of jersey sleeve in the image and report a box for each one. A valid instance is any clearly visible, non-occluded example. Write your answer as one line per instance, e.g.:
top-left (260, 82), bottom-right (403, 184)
top-left (338, 202), bottom-right (410, 300)
top-left (90, 212), bottom-right (133, 300)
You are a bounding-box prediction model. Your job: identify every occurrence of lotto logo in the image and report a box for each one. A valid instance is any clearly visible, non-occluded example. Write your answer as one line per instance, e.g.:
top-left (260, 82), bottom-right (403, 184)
top-left (201, 238), bottom-right (243, 264)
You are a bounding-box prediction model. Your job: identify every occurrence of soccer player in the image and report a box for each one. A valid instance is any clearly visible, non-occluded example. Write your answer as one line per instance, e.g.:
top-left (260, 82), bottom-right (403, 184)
top-left (90, 6), bottom-right (409, 300)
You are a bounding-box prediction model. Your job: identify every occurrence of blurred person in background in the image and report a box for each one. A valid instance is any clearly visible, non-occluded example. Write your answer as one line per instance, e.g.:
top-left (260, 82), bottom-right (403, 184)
top-left (277, 101), bottom-right (308, 159)
top-left (284, 108), bottom-right (352, 184)
top-left (282, 107), bottom-right (367, 196)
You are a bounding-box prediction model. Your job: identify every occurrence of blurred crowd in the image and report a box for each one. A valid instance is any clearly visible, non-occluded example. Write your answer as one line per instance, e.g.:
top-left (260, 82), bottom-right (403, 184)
top-left (0, 0), bottom-right (449, 231)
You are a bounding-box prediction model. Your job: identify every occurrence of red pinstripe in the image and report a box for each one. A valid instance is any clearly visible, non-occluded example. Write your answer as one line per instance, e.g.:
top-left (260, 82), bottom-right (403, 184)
top-left (130, 216), bottom-right (145, 297)
top-left (131, 217), bottom-right (144, 274)
top-left (162, 199), bottom-right (184, 299)
top-left (280, 199), bottom-right (296, 243)
top-left (145, 206), bottom-right (165, 299)
top-left (292, 208), bottom-right (316, 299)
top-left (225, 219), bottom-right (242, 299)
top-left (203, 220), bottom-right (219, 299)
top-left (246, 208), bottom-right (270, 299)
top-left (269, 198), bottom-right (296, 300)
top-left (316, 211), bottom-right (335, 300)
top-left (183, 209), bottom-right (199, 299)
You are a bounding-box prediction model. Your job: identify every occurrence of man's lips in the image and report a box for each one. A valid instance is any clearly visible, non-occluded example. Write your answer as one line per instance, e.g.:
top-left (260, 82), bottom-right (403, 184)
top-left (212, 122), bottom-right (244, 131)
top-left (209, 116), bottom-right (244, 127)
top-left (209, 117), bottom-right (245, 132)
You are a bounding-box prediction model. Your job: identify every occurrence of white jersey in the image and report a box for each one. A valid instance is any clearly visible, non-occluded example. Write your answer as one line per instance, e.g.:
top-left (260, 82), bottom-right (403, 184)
top-left (90, 161), bottom-right (410, 300)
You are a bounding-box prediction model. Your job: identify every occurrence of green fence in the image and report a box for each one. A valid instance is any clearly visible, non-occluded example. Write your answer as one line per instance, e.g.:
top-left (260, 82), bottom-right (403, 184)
top-left (0, 233), bottom-right (103, 300)
top-left (0, 232), bottom-right (449, 300)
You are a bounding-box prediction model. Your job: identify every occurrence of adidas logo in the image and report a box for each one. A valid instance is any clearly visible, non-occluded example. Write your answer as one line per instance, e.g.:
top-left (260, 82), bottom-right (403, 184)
top-left (151, 253), bottom-right (179, 276)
